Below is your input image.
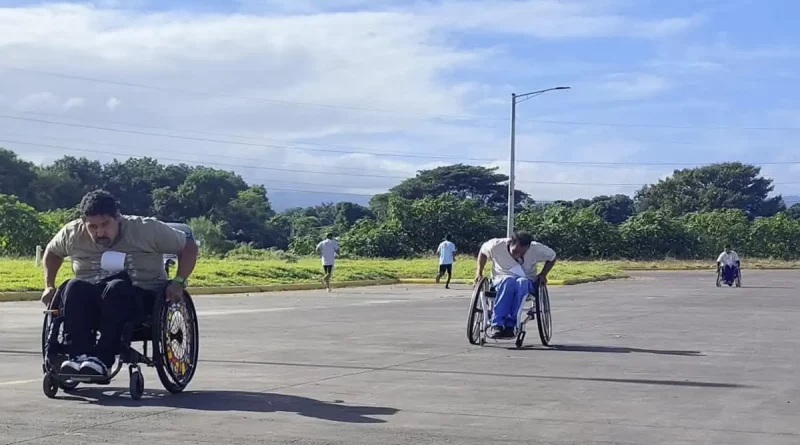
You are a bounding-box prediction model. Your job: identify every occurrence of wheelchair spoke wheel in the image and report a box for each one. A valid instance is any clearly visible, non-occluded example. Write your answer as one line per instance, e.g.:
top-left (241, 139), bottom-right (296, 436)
top-left (536, 282), bottom-right (552, 346)
top-left (153, 291), bottom-right (199, 394)
top-left (466, 278), bottom-right (488, 345)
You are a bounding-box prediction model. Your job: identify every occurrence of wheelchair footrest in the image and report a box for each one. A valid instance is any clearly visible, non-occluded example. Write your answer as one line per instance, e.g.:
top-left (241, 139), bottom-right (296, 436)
top-left (55, 372), bottom-right (112, 385)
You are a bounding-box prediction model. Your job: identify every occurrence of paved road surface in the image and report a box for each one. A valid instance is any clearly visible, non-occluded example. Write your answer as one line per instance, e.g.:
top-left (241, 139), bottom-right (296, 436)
top-left (1, 270), bottom-right (799, 444)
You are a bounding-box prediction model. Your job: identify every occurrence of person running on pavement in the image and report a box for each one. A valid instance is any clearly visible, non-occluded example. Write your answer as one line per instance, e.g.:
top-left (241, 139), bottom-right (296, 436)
top-left (316, 233), bottom-right (340, 292)
top-left (435, 234), bottom-right (457, 289)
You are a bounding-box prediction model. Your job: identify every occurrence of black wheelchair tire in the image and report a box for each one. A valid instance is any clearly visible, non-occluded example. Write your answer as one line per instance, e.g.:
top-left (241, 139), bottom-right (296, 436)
top-left (152, 290), bottom-right (199, 394)
top-left (535, 282), bottom-right (552, 346)
top-left (466, 278), bottom-right (487, 345)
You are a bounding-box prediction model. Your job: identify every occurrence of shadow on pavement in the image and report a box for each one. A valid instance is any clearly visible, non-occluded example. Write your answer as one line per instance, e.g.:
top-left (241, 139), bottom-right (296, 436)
top-left (59, 388), bottom-right (399, 424)
top-left (534, 344), bottom-right (704, 356)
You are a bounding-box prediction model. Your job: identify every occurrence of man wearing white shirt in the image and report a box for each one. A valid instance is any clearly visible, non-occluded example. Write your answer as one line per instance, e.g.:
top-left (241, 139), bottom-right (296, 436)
top-left (474, 231), bottom-right (557, 339)
top-left (717, 245), bottom-right (740, 285)
top-left (435, 234), bottom-right (457, 289)
top-left (316, 233), bottom-right (340, 292)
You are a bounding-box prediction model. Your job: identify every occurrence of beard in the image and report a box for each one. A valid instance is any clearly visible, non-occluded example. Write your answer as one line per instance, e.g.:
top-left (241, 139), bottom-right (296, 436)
top-left (93, 236), bottom-right (112, 247)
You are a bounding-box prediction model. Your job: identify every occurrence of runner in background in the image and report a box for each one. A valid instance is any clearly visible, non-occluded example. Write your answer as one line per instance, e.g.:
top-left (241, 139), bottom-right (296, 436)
top-left (316, 233), bottom-right (340, 292)
top-left (435, 234), bottom-right (457, 289)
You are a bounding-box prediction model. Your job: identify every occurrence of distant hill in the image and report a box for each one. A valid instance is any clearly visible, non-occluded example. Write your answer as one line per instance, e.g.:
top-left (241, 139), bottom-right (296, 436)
top-left (784, 195), bottom-right (800, 207)
top-left (268, 190), bottom-right (372, 212)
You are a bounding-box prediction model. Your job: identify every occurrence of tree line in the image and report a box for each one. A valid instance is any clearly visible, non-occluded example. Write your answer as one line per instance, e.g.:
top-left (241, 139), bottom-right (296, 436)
top-left (2, 147), bottom-right (800, 259)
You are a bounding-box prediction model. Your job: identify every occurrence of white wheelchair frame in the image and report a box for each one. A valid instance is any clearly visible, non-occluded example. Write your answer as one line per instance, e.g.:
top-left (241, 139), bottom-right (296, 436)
top-left (467, 275), bottom-right (551, 348)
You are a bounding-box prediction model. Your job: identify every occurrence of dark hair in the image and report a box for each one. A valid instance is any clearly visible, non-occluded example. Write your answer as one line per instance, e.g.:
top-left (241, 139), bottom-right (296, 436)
top-left (326, 232), bottom-right (334, 239)
top-left (80, 190), bottom-right (119, 218)
top-left (510, 231), bottom-right (533, 247)
top-left (444, 234), bottom-right (451, 241)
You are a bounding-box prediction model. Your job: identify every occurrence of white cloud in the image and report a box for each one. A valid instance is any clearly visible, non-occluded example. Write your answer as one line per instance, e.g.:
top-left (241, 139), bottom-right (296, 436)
top-left (106, 97), bottom-right (121, 111)
top-left (62, 97), bottom-right (85, 110)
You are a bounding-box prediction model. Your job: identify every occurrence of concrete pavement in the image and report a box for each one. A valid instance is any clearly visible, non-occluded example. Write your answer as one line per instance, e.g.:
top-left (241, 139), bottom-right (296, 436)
top-left (1, 270), bottom-right (799, 444)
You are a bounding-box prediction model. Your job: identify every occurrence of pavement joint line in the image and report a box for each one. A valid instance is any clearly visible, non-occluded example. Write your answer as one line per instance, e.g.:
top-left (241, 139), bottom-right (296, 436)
top-left (3, 408), bottom-right (178, 445)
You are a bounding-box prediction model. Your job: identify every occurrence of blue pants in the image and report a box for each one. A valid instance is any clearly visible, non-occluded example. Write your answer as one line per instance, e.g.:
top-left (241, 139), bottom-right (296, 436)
top-left (722, 265), bottom-right (738, 282)
top-left (491, 277), bottom-right (535, 328)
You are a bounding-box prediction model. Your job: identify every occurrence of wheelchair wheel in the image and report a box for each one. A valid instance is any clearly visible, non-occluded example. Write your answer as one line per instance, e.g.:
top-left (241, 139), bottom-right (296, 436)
top-left (152, 290), bottom-right (199, 394)
top-left (735, 270), bottom-right (742, 288)
top-left (535, 282), bottom-right (552, 346)
top-left (715, 269), bottom-right (721, 287)
top-left (467, 278), bottom-right (488, 345)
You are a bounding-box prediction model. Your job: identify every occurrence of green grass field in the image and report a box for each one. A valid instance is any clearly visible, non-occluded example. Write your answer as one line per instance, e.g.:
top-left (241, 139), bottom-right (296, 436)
top-left (1, 256), bottom-right (797, 293)
top-left (0, 256), bottom-right (624, 292)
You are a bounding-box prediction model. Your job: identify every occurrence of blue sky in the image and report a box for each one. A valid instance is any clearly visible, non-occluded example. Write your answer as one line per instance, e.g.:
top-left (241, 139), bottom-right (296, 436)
top-left (1, 0), bottom-right (798, 210)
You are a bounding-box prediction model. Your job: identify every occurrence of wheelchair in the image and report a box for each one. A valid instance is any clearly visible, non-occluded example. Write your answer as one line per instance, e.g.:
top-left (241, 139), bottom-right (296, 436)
top-left (41, 221), bottom-right (200, 401)
top-left (466, 276), bottom-right (551, 348)
top-left (716, 264), bottom-right (741, 288)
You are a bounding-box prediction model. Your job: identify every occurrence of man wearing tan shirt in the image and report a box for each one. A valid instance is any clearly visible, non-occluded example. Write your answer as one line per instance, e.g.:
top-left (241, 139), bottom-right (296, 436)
top-left (474, 231), bottom-right (557, 339)
top-left (41, 190), bottom-right (198, 379)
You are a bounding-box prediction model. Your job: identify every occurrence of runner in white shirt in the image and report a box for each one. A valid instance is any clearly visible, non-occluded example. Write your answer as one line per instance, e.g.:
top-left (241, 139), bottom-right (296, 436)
top-left (316, 233), bottom-right (340, 292)
top-left (716, 245), bottom-right (740, 285)
top-left (435, 234), bottom-right (457, 289)
top-left (474, 231), bottom-right (557, 339)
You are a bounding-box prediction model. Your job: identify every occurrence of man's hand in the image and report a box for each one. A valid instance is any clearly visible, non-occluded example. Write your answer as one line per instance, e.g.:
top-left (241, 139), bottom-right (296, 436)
top-left (166, 281), bottom-right (185, 304)
top-left (41, 287), bottom-right (57, 307)
top-left (536, 272), bottom-right (548, 285)
top-left (473, 272), bottom-right (483, 287)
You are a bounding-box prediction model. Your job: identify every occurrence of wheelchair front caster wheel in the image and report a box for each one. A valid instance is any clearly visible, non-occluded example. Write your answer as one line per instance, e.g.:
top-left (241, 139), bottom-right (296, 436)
top-left (59, 379), bottom-right (79, 391)
top-left (129, 367), bottom-right (144, 400)
top-left (43, 374), bottom-right (58, 399)
top-left (515, 331), bottom-right (526, 349)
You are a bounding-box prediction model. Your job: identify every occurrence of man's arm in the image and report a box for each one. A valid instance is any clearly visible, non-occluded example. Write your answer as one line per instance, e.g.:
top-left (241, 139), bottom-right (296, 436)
top-left (43, 249), bottom-right (65, 289)
top-left (533, 243), bottom-right (557, 280)
top-left (174, 237), bottom-right (199, 282)
top-left (475, 241), bottom-right (492, 283)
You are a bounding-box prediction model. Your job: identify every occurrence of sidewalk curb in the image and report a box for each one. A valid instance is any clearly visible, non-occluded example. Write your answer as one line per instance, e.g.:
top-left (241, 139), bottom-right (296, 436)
top-left (0, 274), bottom-right (624, 302)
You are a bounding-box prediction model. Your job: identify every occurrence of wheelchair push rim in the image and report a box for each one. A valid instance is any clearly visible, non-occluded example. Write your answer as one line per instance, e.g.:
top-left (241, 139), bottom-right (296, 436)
top-left (535, 281), bottom-right (552, 346)
top-left (467, 277), bottom-right (489, 345)
top-left (153, 290), bottom-right (199, 393)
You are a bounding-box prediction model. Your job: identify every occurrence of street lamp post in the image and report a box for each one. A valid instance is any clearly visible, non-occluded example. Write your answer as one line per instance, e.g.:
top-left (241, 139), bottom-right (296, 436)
top-left (506, 86), bottom-right (571, 237)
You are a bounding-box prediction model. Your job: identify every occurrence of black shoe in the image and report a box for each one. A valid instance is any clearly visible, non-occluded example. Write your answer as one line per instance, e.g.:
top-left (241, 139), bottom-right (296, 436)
top-left (502, 327), bottom-right (516, 338)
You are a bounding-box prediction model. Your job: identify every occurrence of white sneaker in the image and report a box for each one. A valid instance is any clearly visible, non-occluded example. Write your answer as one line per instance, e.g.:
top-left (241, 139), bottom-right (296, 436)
top-left (79, 357), bottom-right (109, 377)
top-left (60, 354), bottom-right (87, 375)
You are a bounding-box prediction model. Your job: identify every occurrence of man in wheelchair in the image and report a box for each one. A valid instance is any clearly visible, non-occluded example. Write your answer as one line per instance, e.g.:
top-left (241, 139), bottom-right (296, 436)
top-left (474, 231), bottom-right (556, 339)
top-left (716, 244), bottom-right (740, 285)
top-left (40, 190), bottom-right (198, 379)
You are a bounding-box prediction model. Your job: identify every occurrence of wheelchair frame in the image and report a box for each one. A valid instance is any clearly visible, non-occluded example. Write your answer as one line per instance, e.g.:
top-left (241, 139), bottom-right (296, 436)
top-left (466, 276), bottom-right (551, 348)
top-left (716, 265), bottom-right (741, 288)
top-left (41, 258), bottom-right (200, 400)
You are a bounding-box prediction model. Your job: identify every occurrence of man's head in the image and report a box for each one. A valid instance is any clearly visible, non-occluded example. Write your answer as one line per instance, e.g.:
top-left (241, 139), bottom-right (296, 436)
top-left (326, 232), bottom-right (334, 240)
top-left (444, 233), bottom-right (451, 241)
top-left (79, 190), bottom-right (121, 247)
top-left (508, 231), bottom-right (533, 259)
top-left (724, 244), bottom-right (731, 253)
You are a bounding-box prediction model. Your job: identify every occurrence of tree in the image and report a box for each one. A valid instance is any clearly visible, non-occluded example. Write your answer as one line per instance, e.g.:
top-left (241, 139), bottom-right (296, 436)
top-left (387, 164), bottom-right (528, 215)
top-left (0, 148), bottom-right (38, 205)
top-left (223, 185), bottom-right (283, 248)
top-left (590, 194), bottom-right (636, 224)
top-left (619, 210), bottom-right (696, 259)
top-left (0, 194), bottom-right (50, 256)
top-left (386, 194), bottom-right (502, 254)
top-left (786, 204), bottom-right (800, 220)
top-left (177, 167), bottom-right (248, 218)
top-left (747, 213), bottom-right (800, 259)
top-left (635, 162), bottom-right (784, 218)
top-left (517, 205), bottom-right (621, 259)
top-left (683, 209), bottom-right (750, 258)
top-left (340, 219), bottom-right (414, 258)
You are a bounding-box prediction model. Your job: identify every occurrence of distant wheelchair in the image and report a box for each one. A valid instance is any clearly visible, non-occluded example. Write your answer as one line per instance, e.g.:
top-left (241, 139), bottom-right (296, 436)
top-left (41, 222), bottom-right (200, 400)
top-left (716, 265), bottom-right (741, 288)
top-left (466, 277), bottom-right (551, 348)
